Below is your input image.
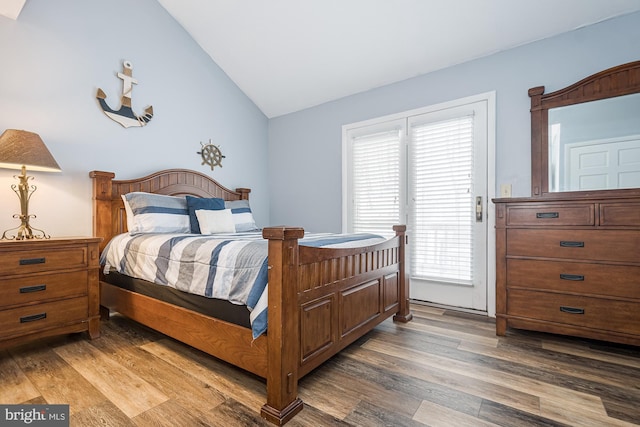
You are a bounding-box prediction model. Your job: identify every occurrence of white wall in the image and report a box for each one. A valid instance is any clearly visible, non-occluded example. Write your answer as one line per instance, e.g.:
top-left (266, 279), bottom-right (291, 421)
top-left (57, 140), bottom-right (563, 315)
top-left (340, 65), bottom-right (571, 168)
top-left (268, 11), bottom-right (640, 232)
top-left (0, 0), bottom-right (269, 238)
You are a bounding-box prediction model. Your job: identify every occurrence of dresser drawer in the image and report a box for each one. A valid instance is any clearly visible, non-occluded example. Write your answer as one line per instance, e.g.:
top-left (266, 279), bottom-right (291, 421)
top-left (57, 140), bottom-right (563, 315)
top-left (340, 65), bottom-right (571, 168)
top-left (0, 246), bottom-right (89, 276)
top-left (506, 229), bottom-right (640, 263)
top-left (507, 290), bottom-right (639, 336)
top-left (0, 296), bottom-right (89, 338)
top-left (506, 259), bottom-right (640, 298)
top-left (600, 202), bottom-right (640, 227)
top-left (506, 204), bottom-right (594, 226)
top-left (0, 271), bottom-right (88, 308)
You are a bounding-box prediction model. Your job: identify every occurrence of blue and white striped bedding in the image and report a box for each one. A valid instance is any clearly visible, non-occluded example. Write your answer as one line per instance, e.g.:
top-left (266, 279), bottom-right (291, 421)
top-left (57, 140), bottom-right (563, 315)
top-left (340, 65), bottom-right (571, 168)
top-left (100, 231), bottom-right (385, 338)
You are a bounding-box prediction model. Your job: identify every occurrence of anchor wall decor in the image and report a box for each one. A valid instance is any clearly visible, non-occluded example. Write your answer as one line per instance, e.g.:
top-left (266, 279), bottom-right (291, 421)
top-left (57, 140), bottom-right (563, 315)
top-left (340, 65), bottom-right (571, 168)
top-left (96, 60), bottom-right (154, 128)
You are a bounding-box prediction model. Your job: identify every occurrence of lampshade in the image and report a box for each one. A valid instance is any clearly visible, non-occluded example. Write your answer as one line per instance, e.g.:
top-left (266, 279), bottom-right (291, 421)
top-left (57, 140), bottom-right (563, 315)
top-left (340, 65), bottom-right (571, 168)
top-left (0, 129), bottom-right (61, 172)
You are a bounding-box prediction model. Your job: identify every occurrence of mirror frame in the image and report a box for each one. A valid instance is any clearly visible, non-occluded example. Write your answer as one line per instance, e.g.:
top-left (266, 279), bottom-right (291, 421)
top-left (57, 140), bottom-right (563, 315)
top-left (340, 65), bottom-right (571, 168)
top-left (529, 60), bottom-right (640, 198)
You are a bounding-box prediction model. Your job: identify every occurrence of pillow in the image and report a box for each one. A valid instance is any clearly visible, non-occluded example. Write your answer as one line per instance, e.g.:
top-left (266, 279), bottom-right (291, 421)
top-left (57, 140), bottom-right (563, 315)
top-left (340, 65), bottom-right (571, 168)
top-left (185, 196), bottom-right (225, 233)
top-left (195, 209), bottom-right (236, 234)
top-left (225, 200), bottom-right (259, 232)
top-left (123, 192), bottom-right (190, 234)
top-left (121, 194), bottom-right (134, 231)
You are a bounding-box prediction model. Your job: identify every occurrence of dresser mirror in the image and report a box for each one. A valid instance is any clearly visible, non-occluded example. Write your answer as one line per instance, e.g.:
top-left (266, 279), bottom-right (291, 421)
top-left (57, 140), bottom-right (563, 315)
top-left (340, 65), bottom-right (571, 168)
top-left (529, 60), bottom-right (640, 198)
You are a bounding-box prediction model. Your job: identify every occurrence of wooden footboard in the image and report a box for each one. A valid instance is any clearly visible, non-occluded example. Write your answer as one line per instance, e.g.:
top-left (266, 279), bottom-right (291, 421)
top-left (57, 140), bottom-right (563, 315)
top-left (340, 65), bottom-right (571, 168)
top-left (90, 169), bottom-right (411, 425)
top-left (261, 225), bottom-right (410, 424)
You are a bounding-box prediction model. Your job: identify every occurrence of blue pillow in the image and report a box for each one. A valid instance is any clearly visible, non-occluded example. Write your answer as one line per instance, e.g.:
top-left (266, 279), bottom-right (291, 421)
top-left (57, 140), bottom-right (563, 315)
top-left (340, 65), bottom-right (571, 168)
top-left (186, 196), bottom-right (225, 233)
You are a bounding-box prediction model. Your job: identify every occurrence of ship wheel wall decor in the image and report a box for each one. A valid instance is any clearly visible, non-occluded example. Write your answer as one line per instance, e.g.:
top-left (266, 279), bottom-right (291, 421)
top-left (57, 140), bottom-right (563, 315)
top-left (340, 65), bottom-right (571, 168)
top-left (198, 140), bottom-right (225, 170)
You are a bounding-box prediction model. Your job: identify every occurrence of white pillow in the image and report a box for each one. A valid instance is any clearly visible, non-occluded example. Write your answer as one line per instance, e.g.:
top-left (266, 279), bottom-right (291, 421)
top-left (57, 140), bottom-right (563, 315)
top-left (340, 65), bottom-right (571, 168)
top-left (195, 209), bottom-right (236, 234)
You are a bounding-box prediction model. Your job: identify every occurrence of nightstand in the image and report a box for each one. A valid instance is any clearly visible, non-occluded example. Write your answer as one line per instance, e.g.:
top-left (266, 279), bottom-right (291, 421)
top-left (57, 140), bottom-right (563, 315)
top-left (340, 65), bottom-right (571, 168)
top-left (0, 237), bottom-right (102, 348)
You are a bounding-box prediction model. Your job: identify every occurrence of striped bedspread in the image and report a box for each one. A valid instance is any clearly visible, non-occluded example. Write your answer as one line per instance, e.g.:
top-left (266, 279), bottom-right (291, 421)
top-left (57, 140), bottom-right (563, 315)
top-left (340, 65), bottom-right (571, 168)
top-left (100, 231), bottom-right (385, 338)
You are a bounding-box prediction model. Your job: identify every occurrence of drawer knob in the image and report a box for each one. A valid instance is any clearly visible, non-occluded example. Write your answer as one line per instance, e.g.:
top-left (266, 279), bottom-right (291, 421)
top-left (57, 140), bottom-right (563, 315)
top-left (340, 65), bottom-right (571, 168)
top-left (19, 257), bottom-right (46, 265)
top-left (559, 274), bottom-right (584, 281)
top-left (560, 306), bottom-right (585, 315)
top-left (536, 212), bottom-right (559, 219)
top-left (20, 313), bottom-right (47, 323)
top-left (560, 241), bottom-right (584, 248)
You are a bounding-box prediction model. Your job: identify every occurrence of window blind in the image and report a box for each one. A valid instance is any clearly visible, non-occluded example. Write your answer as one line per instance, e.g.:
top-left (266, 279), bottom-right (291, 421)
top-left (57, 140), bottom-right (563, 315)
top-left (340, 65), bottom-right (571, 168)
top-left (410, 115), bottom-right (474, 284)
top-left (351, 129), bottom-right (401, 237)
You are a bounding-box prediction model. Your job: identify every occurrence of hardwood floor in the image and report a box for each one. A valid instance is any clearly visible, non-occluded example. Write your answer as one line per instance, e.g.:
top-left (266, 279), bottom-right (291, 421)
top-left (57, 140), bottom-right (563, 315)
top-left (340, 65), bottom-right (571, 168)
top-left (1, 304), bottom-right (639, 426)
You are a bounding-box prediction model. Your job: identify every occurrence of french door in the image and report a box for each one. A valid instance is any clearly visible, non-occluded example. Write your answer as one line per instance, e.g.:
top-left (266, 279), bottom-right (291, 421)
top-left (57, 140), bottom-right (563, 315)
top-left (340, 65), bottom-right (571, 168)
top-left (344, 93), bottom-right (494, 312)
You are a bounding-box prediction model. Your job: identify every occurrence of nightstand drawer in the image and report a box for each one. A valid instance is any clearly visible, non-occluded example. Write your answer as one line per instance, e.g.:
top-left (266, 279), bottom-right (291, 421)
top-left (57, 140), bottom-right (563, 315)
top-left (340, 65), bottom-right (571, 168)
top-left (506, 229), bottom-right (640, 263)
top-left (1, 271), bottom-right (88, 308)
top-left (506, 259), bottom-right (640, 299)
top-left (0, 246), bottom-right (89, 276)
top-left (507, 290), bottom-right (639, 336)
top-left (506, 204), bottom-right (594, 226)
top-left (0, 296), bottom-right (89, 338)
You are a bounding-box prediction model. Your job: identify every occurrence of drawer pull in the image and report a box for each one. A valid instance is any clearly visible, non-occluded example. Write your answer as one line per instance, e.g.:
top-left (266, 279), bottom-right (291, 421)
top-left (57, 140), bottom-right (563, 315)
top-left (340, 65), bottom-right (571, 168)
top-left (560, 241), bottom-right (584, 248)
top-left (19, 284), bottom-right (47, 293)
top-left (536, 212), bottom-right (559, 219)
top-left (19, 257), bottom-right (46, 265)
top-left (559, 274), bottom-right (584, 281)
top-left (20, 313), bottom-right (47, 323)
top-left (560, 306), bottom-right (584, 315)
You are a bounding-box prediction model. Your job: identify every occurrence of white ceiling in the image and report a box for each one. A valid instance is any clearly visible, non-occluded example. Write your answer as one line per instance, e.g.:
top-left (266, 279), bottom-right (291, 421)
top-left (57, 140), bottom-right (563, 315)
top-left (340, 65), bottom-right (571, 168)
top-left (5, 1), bottom-right (640, 118)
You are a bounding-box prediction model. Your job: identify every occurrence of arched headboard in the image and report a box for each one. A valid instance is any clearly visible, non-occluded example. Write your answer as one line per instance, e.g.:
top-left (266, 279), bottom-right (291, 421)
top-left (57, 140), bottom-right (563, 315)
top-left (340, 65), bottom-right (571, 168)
top-left (89, 169), bottom-right (250, 251)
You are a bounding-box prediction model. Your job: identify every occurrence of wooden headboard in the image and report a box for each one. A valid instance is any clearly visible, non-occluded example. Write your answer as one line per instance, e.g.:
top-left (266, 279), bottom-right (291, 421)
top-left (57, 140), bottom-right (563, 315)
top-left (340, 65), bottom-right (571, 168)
top-left (89, 169), bottom-right (250, 251)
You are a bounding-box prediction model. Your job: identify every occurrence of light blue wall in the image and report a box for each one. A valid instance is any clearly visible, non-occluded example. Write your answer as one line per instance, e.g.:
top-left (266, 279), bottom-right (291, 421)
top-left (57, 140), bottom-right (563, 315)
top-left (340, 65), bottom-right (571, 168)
top-left (0, 0), bottom-right (268, 237)
top-left (268, 11), bottom-right (640, 233)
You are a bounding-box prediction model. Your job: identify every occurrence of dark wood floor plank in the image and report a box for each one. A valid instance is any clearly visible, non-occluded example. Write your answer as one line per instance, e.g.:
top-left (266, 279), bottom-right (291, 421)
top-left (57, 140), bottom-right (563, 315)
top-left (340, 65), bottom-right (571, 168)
top-left (344, 400), bottom-right (426, 427)
top-left (340, 343), bottom-right (541, 415)
top-left (329, 352), bottom-right (484, 418)
top-left (302, 357), bottom-right (423, 419)
top-left (479, 399), bottom-right (571, 427)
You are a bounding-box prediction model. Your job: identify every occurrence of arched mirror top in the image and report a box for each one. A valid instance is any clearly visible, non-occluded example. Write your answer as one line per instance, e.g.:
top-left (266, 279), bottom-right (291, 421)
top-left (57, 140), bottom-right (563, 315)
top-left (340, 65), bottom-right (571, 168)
top-left (530, 60), bottom-right (640, 199)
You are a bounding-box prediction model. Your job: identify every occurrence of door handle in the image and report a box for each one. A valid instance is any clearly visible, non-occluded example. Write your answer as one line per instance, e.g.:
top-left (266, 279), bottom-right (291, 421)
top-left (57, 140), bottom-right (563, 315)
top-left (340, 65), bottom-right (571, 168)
top-left (476, 196), bottom-right (482, 222)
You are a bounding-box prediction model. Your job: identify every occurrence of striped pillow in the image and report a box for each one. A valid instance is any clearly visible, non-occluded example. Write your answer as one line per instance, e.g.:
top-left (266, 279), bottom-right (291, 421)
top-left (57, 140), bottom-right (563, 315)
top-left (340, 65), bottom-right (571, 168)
top-left (123, 192), bottom-right (190, 234)
top-left (225, 200), bottom-right (259, 232)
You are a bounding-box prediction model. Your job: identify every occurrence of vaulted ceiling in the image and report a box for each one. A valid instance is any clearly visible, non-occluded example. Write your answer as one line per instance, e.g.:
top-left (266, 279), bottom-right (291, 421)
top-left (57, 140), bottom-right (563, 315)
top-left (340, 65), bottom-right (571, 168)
top-left (4, 0), bottom-right (640, 117)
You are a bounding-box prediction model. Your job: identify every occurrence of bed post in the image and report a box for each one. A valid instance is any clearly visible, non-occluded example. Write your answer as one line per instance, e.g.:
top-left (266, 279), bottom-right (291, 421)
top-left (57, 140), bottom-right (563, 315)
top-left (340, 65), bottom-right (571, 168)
top-left (393, 225), bottom-right (412, 322)
top-left (89, 171), bottom-right (115, 252)
top-left (261, 226), bottom-right (305, 425)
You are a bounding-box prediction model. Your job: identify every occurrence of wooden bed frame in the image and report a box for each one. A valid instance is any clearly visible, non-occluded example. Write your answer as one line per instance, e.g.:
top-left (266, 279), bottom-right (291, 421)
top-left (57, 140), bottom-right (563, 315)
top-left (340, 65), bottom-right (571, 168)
top-left (90, 168), bottom-right (412, 425)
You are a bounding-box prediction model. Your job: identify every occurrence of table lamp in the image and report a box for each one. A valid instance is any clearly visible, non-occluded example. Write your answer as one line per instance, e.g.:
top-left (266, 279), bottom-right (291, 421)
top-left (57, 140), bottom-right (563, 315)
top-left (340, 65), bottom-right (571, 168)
top-left (0, 129), bottom-right (61, 240)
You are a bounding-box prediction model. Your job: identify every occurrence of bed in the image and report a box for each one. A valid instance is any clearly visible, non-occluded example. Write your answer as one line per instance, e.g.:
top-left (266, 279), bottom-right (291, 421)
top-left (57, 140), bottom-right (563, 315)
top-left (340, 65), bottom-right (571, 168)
top-left (90, 168), bottom-right (412, 425)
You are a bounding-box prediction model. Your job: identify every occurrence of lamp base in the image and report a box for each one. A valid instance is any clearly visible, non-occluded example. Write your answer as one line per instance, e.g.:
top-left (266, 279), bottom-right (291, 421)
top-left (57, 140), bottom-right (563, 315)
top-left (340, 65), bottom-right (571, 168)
top-left (1, 166), bottom-right (51, 240)
top-left (1, 219), bottom-right (50, 240)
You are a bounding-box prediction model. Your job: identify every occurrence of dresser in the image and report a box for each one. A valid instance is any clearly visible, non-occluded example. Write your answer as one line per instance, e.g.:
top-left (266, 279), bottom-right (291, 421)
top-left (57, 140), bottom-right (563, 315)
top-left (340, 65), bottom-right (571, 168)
top-left (494, 196), bottom-right (640, 346)
top-left (0, 237), bottom-right (102, 348)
